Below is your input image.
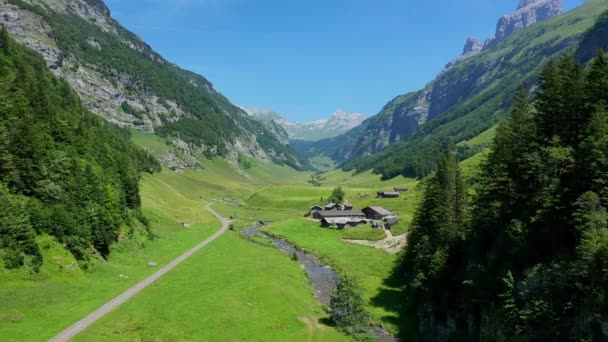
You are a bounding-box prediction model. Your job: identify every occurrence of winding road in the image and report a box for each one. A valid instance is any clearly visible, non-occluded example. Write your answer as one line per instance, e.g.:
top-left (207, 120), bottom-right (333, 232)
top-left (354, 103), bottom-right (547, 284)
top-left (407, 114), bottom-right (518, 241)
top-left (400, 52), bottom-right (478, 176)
top-left (49, 203), bottom-right (231, 342)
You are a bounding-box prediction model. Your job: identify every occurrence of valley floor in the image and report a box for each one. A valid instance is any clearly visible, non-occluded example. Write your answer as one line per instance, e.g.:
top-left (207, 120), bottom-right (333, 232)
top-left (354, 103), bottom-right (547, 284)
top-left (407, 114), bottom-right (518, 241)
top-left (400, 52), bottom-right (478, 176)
top-left (0, 131), bottom-right (444, 341)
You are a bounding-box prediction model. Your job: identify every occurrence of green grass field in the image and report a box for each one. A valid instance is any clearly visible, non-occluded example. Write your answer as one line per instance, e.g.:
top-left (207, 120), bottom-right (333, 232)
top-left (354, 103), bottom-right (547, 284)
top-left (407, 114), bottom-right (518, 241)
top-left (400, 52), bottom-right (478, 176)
top-left (74, 232), bottom-right (348, 341)
top-left (0, 171), bottom-right (220, 341)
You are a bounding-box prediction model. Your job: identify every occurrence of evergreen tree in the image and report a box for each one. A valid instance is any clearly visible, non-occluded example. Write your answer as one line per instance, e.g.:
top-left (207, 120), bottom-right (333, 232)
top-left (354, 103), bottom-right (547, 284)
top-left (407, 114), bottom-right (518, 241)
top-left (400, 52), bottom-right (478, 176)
top-left (328, 186), bottom-right (345, 205)
top-left (0, 26), bottom-right (9, 55)
top-left (330, 275), bottom-right (370, 336)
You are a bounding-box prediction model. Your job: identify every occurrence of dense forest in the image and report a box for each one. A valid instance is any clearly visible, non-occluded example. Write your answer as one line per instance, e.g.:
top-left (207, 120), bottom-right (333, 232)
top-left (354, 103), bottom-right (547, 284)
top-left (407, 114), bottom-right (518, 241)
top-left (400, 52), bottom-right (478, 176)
top-left (399, 53), bottom-right (608, 340)
top-left (0, 28), bottom-right (159, 271)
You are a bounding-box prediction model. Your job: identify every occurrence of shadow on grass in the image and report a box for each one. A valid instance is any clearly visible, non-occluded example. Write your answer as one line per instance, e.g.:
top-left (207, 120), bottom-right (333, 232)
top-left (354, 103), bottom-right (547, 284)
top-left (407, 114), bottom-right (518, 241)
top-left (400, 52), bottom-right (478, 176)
top-left (369, 253), bottom-right (418, 339)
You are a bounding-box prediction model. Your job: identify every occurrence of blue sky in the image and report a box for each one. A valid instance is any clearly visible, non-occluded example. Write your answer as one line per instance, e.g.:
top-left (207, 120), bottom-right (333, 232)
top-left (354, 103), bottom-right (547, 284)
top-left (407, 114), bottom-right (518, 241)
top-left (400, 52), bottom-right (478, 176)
top-left (105, 0), bottom-right (583, 122)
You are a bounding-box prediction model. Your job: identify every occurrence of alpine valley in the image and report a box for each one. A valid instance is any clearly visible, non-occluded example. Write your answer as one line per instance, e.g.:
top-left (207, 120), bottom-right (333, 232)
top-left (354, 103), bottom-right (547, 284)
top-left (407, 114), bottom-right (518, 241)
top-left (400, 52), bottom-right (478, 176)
top-left (1, 0), bottom-right (608, 341)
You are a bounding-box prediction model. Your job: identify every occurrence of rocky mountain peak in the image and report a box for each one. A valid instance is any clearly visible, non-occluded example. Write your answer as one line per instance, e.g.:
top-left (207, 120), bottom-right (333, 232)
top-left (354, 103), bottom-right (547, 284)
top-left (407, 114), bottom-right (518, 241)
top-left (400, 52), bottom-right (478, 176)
top-left (462, 37), bottom-right (482, 56)
top-left (486, 0), bottom-right (563, 47)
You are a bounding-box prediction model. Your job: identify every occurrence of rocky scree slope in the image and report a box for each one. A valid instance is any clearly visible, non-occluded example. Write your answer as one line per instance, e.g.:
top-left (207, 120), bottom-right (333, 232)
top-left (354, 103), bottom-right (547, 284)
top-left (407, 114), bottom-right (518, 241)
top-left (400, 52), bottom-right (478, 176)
top-left (296, 0), bottom-right (606, 178)
top-left (0, 0), bottom-right (303, 170)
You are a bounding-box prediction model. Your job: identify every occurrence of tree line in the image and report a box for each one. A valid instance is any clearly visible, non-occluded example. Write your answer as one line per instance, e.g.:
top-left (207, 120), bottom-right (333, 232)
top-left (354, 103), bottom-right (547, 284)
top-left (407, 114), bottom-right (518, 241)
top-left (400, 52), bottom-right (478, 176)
top-left (0, 28), bottom-right (159, 271)
top-left (398, 52), bottom-right (608, 340)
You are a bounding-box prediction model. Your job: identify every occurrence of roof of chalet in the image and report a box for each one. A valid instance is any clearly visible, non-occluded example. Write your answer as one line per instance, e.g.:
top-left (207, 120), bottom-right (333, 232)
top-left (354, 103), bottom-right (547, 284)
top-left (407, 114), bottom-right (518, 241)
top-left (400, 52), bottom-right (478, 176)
top-left (318, 210), bottom-right (365, 218)
top-left (363, 206), bottom-right (394, 216)
top-left (384, 216), bottom-right (400, 225)
top-left (322, 217), bottom-right (368, 225)
top-left (379, 191), bottom-right (400, 196)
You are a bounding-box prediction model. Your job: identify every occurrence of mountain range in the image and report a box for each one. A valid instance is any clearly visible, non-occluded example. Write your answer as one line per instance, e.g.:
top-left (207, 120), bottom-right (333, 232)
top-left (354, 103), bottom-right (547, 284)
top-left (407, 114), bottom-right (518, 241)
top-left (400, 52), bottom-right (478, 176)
top-left (244, 108), bottom-right (366, 141)
top-left (0, 0), bottom-right (304, 170)
top-left (294, 0), bottom-right (608, 178)
top-left (3, 0), bottom-right (608, 180)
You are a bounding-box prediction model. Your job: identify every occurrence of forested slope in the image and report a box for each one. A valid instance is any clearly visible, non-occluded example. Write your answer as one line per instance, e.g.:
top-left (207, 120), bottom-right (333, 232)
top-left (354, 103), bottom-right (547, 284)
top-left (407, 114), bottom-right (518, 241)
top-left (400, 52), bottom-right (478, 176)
top-left (398, 53), bottom-right (608, 340)
top-left (0, 27), bottom-right (159, 271)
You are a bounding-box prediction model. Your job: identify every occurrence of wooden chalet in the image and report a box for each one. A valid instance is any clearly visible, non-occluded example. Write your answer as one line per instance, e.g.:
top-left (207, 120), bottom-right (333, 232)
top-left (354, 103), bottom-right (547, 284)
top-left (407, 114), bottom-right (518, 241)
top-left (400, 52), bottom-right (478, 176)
top-left (362, 206), bottom-right (394, 220)
top-left (313, 210), bottom-right (366, 220)
top-left (394, 187), bottom-right (410, 193)
top-left (321, 217), bottom-right (368, 229)
top-left (383, 216), bottom-right (400, 229)
top-left (377, 191), bottom-right (400, 198)
top-left (324, 202), bottom-right (339, 211)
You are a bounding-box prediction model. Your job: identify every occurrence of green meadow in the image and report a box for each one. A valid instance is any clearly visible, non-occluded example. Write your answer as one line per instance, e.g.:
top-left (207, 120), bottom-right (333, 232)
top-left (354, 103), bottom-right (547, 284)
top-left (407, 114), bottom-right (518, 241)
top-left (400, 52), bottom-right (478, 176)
top-left (0, 130), bottom-right (435, 341)
top-left (75, 232), bottom-right (348, 342)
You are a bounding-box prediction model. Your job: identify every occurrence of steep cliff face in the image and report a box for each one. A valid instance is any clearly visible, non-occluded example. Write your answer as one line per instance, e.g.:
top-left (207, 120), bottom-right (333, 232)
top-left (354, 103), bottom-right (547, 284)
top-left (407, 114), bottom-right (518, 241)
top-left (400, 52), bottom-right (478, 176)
top-left (0, 0), bottom-right (304, 169)
top-left (462, 37), bottom-right (482, 55)
top-left (486, 0), bottom-right (563, 48)
top-left (294, 0), bottom-right (575, 166)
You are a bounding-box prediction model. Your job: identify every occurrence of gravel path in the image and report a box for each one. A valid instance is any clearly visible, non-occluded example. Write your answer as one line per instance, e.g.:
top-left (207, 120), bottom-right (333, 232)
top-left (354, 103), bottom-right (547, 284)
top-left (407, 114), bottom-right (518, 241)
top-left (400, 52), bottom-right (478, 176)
top-left (49, 203), bottom-right (230, 342)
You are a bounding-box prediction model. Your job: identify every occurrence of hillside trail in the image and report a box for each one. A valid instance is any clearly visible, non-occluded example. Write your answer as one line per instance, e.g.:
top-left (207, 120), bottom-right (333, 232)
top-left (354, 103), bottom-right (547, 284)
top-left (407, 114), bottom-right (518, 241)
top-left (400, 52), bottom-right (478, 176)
top-left (49, 203), bottom-right (230, 342)
top-left (343, 228), bottom-right (407, 254)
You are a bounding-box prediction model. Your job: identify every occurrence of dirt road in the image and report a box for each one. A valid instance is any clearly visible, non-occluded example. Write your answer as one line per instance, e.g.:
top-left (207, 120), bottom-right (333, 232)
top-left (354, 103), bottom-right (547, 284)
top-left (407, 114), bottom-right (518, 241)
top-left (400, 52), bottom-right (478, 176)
top-left (49, 203), bottom-right (230, 342)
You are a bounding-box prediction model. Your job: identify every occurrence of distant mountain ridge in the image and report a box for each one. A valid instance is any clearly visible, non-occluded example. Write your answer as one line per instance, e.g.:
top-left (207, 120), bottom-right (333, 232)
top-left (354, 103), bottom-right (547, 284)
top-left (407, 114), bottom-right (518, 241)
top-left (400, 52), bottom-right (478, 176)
top-left (244, 108), bottom-right (366, 141)
top-left (0, 0), bottom-right (304, 170)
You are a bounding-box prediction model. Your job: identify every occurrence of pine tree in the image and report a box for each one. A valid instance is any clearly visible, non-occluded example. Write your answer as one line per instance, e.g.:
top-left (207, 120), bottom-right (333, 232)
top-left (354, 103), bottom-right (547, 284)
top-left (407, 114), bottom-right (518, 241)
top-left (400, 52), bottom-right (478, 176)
top-left (587, 50), bottom-right (608, 106)
top-left (330, 275), bottom-right (370, 335)
top-left (0, 26), bottom-right (10, 55)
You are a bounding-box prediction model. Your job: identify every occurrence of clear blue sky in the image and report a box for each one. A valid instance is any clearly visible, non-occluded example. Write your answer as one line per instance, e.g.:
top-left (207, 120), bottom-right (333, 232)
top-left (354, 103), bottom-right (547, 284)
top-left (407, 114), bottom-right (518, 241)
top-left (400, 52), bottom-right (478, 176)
top-left (105, 0), bottom-right (582, 122)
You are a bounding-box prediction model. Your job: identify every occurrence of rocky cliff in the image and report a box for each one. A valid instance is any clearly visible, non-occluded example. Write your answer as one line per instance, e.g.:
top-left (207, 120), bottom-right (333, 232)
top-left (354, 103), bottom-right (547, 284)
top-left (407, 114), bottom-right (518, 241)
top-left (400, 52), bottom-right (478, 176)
top-left (0, 0), bottom-right (304, 169)
top-left (485, 0), bottom-right (563, 48)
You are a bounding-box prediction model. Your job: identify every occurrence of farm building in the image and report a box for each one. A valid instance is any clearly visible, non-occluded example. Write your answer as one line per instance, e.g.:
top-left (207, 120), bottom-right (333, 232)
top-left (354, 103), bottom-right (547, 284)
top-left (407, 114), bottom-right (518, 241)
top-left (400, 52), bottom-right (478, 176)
top-left (310, 205), bottom-right (323, 212)
top-left (324, 202), bottom-right (339, 210)
top-left (384, 216), bottom-right (400, 229)
top-left (321, 218), bottom-right (368, 229)
top-left (307, 205), bottom-right (323, 216)
top-left (394, 187), bottom-right (409, 193)
top-left (362, 206), bottom-right (394, 220)
top-left (377, 191), bottom-right (400, 198)
top-left (313, 210), bottom-right (366, 220)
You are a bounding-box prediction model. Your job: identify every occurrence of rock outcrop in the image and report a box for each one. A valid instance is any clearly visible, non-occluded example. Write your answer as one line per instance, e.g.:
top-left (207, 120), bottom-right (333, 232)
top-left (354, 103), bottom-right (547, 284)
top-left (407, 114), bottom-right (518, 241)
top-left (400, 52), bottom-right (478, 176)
top-left (485, 0), bottom-right (563, 48)
top-left (462, 37), bottom-right (482, 56)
